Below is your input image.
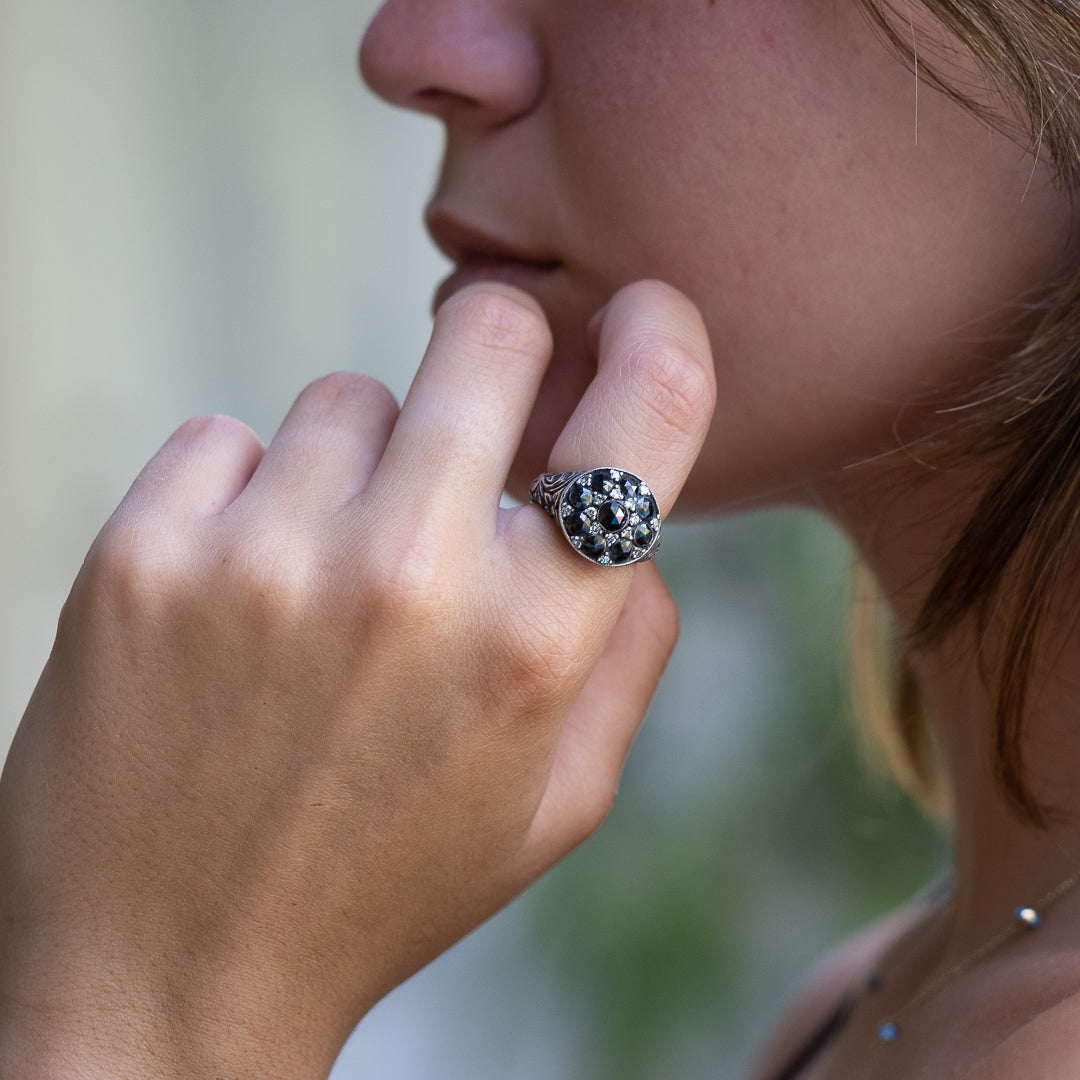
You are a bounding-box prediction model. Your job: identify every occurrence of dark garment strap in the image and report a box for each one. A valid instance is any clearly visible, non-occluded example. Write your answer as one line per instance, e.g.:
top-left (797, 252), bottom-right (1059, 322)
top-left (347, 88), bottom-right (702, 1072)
top-left (766, 995), bottom-right (855, 1080)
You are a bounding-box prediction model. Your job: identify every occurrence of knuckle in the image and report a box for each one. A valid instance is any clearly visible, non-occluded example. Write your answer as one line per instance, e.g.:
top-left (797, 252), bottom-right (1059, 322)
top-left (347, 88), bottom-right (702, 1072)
top-left (502, 623), bottom-right (581, 695)
top-left (617, 278), bottom-right (701, 317)
top-left (437, 285), bottom-right (553, 367)
top-left (578, 783), bottom-right (620, 836)
top-left (359, 536), bottom-right (450, 634)
top-left (73, 514), bottom-right (190, 627)
top-left (647, 581), bottom-right (681, 659)
top-left (296, 371), bottom-right (396, 415)
top-left (561, 782), bottom-right (620, 851)
top-left (171, 412), bottom-right (261, 456)
top-left (486, 606), bottom-right (586, 717)
top-left (222, 526), bottom-right (323, 622)
top-left (128, 414), bottom-right (261, 507)
top-left (611, 280), bottom-right (713, 349)
top-left (620, 335), bottom-right (715, 443)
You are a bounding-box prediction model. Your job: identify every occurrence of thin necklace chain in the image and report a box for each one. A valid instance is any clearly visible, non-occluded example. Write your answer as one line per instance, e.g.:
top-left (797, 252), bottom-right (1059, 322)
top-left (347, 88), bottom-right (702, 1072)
top-left (873, 865), bottom-right (1080, 1042)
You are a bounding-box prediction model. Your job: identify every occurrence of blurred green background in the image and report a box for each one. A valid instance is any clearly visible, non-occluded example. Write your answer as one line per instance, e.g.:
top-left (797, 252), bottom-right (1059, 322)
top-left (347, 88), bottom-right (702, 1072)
top-left (1, 2), bottom-right (947, 1076)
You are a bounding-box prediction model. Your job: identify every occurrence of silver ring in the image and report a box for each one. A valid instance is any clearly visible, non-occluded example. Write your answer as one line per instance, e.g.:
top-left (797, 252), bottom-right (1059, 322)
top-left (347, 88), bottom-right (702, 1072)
top-left (529, 467), bottom-right (662, 566)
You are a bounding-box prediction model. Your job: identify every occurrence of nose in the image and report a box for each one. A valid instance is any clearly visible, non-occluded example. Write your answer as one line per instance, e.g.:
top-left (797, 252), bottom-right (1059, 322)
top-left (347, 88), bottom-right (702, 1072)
top-left (360, 0), bottom-right (543, 128)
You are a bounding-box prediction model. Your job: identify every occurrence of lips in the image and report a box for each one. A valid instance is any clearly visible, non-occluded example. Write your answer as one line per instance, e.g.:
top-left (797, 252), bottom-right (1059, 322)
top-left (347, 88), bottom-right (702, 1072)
top-left (426, 208), bottom-right (561, 310)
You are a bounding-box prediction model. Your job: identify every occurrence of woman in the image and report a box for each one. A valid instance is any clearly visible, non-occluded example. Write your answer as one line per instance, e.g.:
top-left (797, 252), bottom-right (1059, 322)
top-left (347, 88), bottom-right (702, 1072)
top-left (2, 1), bottom-right (1079, 1077)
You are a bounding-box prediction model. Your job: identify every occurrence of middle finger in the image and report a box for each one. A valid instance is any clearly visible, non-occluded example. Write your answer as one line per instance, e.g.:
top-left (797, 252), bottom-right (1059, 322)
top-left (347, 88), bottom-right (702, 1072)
top-left (369, 283), bottom-right (553, 517)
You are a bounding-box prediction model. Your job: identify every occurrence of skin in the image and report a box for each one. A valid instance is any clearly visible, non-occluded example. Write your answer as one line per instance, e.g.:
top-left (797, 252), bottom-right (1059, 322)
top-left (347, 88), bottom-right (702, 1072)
top-left (361, 0), bottom-right (1076, 512)
top-left (2, 1), bottom-right (1080, 1077)
top-left (0, 284), bottom-right (715, 1079)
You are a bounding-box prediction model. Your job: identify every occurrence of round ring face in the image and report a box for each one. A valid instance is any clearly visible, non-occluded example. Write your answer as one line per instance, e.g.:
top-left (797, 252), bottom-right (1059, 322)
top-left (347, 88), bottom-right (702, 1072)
top-left (557, 468), bottom-right (661, 566)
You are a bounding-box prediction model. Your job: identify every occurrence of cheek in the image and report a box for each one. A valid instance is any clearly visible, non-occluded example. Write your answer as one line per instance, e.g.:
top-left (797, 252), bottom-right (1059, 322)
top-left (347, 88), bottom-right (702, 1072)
top-left (546, 4), bottom-right (1076, 506)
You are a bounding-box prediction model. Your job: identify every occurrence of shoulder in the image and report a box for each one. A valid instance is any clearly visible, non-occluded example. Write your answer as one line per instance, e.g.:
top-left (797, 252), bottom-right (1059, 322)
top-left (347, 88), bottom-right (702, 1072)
top-left (745, 898), bottom-right (932, 1080)
top-left (965, 990), bottom-right (1080, 1078)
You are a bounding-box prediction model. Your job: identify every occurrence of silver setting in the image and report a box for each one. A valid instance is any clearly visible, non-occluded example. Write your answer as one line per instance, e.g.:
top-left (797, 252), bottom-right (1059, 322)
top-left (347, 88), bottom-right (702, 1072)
top-left (529, 467), bottom-right (662, 566)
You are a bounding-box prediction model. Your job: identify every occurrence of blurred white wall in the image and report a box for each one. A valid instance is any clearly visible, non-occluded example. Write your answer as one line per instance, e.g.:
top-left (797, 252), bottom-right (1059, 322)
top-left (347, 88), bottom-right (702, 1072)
top-left (1, 0), bottom-right (446, 749)
top-left (1, 5), bottom-right (608, 1076)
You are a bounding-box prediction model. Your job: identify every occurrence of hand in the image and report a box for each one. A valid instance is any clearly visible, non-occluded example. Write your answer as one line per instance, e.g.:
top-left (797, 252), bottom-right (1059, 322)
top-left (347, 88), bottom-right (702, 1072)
top-left (0, 281), bottom-right (715, 1079)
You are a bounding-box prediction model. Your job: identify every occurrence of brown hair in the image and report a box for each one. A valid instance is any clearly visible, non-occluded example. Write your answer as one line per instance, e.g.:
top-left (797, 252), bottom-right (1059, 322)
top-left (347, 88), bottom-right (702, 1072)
top-left (854, 0), bottom-right (1080, 824)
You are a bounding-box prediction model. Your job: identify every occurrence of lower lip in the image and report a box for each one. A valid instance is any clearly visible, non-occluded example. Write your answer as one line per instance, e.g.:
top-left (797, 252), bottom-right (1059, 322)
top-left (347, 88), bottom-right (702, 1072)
top-left (434, 259), bottom-right (560, 312)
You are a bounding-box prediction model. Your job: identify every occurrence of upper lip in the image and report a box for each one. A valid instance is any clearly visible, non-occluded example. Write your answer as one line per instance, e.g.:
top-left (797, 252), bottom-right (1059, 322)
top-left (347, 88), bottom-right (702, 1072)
top-left (425, 207), bottom-right (561, 270)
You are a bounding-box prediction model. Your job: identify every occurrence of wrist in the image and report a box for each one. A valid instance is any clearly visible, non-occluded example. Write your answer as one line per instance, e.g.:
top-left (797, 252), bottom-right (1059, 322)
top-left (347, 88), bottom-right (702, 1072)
top-left (0, 1002), bottom-right (338, 1080)
top-left (0, 941), bottom-right (339, 1080)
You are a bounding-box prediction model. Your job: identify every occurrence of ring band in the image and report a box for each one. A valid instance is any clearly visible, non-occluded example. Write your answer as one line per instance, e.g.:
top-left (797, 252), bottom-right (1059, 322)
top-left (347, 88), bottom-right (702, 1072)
top-left (529, 467), bottom-right (662, 566)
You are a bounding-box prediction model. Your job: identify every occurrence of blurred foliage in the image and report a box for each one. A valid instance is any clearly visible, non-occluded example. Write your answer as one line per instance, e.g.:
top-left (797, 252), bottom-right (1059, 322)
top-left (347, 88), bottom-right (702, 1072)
top-left (525, 509), bottom-right (949, 1079)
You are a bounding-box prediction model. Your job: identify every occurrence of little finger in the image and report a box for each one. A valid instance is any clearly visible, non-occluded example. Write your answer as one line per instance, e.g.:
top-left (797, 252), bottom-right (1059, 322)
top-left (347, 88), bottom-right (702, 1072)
top-left (112, 414), bottom-right (265, 525)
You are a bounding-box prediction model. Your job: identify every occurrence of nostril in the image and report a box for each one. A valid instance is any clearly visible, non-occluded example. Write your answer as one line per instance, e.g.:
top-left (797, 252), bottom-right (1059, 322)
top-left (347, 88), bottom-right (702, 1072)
top-left (413, 87), bottom-right (481, 113)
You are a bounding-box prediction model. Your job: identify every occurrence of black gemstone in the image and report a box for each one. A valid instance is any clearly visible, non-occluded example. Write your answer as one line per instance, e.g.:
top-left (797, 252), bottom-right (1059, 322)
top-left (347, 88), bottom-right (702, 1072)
top-left (609, 538), bottom-right (635, 564)
top-left (633, 523), bottom-right (653, 549)
top-left (580, 533), bottom-right (607, 560)
top-left (598, 501), bottom-right (627, 531)
top-left (564, 511), bottom-right (590, 538)
top-left (567, 482), bottom-right (594, 512)
top-left (635, 495), bottom-right (655, 518)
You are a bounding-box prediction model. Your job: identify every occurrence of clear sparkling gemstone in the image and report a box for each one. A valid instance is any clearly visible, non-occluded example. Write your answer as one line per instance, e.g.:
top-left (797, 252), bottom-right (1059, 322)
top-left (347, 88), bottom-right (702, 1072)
top-left (639, 484), bottom-right (651, 495)
top-left (1016, 906), bottom-right (1042, 928)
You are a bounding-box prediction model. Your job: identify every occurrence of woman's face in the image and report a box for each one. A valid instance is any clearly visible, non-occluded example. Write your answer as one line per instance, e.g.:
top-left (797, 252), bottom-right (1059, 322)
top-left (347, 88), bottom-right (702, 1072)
top-left (360, 0), bottom-right (1077, 514)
